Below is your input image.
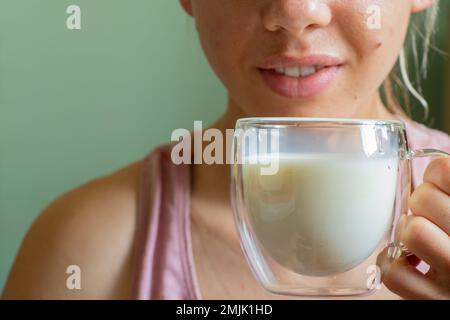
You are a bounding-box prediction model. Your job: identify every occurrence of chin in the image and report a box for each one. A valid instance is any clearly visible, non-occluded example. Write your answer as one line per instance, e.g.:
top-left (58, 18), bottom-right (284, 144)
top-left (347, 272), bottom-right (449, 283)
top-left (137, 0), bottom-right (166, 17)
top-left (241, 101), bottom-right (344, 118)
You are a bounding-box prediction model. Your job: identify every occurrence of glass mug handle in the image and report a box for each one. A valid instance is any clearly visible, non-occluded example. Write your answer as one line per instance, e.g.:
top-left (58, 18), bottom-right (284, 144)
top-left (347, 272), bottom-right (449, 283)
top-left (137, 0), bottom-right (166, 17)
top-left (394, 148), bottom-right (450, 259)
top-left (407, 148), bottom-right (450, 159)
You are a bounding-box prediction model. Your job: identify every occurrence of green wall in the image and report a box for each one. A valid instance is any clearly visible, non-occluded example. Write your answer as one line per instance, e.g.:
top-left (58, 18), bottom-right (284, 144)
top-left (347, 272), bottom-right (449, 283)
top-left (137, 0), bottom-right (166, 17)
top-left (0, 1), bottom-right (449, 292)
top-left (0, 0), bottom-right (225, 291)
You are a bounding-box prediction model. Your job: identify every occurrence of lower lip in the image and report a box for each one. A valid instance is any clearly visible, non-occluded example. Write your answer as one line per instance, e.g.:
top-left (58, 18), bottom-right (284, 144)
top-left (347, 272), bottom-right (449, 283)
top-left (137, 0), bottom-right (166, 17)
top-left (258, 66), bottom-right (341, 99)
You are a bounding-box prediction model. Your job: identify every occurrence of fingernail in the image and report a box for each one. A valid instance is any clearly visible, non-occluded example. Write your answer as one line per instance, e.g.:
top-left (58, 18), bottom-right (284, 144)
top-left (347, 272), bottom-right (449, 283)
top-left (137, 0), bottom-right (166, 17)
top-left (406, 254), bottom-right (421, 267)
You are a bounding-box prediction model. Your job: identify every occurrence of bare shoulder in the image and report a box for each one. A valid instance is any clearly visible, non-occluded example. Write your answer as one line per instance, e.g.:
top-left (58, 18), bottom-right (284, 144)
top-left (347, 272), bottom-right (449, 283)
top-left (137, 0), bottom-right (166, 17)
top-left (2, 159), bottom-right (145, 300)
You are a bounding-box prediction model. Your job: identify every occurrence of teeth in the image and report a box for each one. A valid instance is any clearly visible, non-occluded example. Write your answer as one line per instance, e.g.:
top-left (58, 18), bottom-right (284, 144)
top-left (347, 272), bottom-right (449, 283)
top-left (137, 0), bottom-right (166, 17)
top-left (299, 66), bottom-right (316, 77)
top-left (284, 67), bottom-right (301, 77)
top-left (273, 66), bottom-right (322, 78)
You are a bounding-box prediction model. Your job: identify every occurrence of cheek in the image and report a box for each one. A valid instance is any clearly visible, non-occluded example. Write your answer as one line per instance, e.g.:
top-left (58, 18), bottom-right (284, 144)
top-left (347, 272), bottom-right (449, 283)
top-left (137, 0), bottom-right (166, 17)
top-left (337, 1), bottom-right (409, 60)
top-left (335, 1), bottom-right (410, 91)
top-left (193, 1), bottom-right (256, 87)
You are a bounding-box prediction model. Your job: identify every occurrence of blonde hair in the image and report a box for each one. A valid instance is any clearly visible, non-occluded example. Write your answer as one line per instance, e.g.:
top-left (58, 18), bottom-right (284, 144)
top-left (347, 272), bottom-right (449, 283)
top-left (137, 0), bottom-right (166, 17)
top-left (383, 2), bottom-right (441, 124)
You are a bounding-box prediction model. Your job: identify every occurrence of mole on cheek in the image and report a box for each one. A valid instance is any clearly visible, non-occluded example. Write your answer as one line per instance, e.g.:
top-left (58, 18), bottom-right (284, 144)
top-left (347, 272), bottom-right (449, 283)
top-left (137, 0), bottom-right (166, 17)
top-left (375, 42), bottom-right (383, 49)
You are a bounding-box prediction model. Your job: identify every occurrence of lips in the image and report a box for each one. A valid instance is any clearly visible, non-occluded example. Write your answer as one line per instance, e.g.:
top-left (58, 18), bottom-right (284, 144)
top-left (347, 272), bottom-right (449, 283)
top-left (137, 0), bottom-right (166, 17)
top-left (257, 54), bottom-right (344, 99)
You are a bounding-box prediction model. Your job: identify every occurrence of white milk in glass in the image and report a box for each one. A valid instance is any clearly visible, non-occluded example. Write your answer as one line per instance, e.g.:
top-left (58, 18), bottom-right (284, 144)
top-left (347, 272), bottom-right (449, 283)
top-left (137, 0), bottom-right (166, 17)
top-left (242, 153), bottom-right (398, 277)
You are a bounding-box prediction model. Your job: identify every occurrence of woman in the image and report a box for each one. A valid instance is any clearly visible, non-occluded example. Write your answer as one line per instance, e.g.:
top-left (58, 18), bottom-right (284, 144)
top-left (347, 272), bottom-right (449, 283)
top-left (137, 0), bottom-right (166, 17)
top-left (3, 0), bottom-right (450, 299)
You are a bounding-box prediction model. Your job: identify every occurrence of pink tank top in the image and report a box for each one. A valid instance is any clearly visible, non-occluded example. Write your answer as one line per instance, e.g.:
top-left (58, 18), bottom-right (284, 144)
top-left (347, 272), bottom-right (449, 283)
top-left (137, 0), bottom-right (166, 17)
top-left (130, 116), bottom-right (450, 300)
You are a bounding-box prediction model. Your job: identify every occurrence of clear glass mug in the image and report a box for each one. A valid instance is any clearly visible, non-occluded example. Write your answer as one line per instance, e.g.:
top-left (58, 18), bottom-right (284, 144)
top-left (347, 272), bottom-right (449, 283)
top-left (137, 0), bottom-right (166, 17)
top-left (230, 118), bottom-right (449, 297)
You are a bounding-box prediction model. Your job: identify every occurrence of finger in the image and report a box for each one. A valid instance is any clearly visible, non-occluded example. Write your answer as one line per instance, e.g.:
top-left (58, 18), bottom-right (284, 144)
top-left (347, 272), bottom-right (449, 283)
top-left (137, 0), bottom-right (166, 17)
top-left (401, 215), bottom-right (450, 275)
top-left (423, 156), bottom-right (450, 195)
top-left (409, 182), bottom-right (450, 235)
top-left (381, 256), bottom-right (449, 300)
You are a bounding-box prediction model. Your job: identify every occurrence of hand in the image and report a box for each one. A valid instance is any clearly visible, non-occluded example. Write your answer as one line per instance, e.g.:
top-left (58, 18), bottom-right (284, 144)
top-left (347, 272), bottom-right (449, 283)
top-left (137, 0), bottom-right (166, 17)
top-left (380, 156), bottom-right (450, 299)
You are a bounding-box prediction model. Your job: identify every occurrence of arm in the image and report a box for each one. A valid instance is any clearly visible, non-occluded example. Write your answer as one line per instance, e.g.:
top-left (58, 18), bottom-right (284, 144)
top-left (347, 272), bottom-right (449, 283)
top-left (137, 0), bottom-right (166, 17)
top-left (2, 162), bottom-right (142, 300)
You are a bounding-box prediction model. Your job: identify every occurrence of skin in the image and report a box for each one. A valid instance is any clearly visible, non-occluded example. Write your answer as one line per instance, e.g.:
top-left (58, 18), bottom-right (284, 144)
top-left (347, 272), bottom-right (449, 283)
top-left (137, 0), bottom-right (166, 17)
top-left (2, 0), bottom-right (449, 299)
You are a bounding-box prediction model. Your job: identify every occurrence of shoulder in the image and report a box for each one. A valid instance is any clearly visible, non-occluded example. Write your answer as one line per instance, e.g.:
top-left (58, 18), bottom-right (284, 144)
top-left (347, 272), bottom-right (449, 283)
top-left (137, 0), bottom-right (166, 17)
top-left (2, 157), bottom-right (146, 299)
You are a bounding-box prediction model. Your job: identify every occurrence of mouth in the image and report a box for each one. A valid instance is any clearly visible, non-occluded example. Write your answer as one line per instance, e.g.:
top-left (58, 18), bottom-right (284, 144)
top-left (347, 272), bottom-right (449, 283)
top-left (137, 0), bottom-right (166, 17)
top-left (257, 55), bottom-right (345, 99)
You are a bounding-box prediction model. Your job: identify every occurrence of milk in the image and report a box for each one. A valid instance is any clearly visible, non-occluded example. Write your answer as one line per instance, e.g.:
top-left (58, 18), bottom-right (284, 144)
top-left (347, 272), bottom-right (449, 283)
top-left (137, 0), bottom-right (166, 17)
top-left (241, 154), bottom-right (398, 277)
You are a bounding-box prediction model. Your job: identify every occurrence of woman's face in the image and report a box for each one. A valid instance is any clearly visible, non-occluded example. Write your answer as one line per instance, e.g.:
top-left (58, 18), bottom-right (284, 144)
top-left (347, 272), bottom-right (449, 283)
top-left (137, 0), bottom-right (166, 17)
top-left (181, 0), bottom-right (434, 118)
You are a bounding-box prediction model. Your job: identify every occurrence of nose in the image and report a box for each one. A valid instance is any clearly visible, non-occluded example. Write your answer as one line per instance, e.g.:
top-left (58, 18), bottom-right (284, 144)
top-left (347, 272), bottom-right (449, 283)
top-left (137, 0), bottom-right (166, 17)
top-left (262, 0), bottom-right (332, 36)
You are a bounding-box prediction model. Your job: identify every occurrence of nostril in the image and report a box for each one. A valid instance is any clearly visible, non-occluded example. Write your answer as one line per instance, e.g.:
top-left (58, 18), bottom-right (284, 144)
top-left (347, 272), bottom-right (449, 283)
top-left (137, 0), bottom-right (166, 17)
top-left (261, 1), bottom-right (332, 36)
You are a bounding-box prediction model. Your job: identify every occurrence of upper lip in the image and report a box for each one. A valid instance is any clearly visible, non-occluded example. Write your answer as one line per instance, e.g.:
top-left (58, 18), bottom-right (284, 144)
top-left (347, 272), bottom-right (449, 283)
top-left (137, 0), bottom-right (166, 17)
top-left (258, 54), bottom-right (344, 70)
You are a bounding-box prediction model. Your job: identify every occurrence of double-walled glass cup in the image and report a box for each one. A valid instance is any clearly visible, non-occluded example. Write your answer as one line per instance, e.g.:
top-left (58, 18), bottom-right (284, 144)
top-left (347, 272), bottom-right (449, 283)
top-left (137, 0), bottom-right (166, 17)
top-left (230, 118), bottom-right (448, 297)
